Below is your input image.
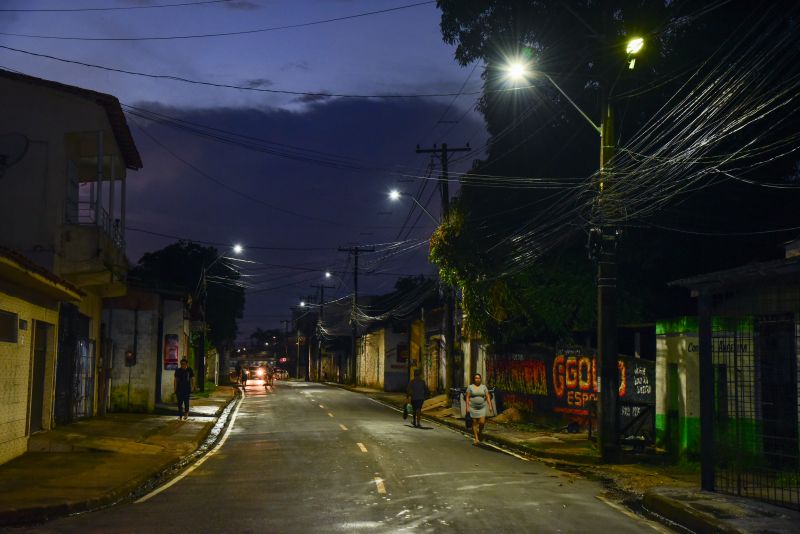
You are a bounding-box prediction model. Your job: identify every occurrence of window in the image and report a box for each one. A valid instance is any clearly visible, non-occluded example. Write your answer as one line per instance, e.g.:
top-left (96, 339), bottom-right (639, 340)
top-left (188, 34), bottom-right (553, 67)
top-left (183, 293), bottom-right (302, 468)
top-left (0, 310), bottom-right (18, 343)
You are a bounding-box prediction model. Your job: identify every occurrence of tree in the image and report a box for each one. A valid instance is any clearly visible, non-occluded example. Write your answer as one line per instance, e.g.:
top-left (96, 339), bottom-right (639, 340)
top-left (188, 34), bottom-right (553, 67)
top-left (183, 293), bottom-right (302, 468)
top-left (130, 241), bottom-right (245, 348)
top-left (433, 1), bottom-right (800, 344)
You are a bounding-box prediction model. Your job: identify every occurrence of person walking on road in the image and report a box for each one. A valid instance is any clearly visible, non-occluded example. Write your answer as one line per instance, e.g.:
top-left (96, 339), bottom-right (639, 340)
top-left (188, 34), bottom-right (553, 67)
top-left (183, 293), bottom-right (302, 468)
top-left (174, 358), bottom-right (195, 420)
top-left (406, 369), bottom-right (429, 428)
top-left (466, 373), bottom-right (492, 445)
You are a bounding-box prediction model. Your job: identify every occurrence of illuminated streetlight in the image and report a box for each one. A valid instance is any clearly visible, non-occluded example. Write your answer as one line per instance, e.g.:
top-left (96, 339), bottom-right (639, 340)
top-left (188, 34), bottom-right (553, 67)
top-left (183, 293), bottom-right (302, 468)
top-left (232, 243), bottom-right (243, 254)
top-left (626, 37), bottom-right (644, 69)
top-left (325, 271), bottom-right (332, 279)
top-left (505, 61), bottom-right (528, 82)
top-left (626, 37), bottom-right (644, 55)
top-left (388, 189), bottom-right (438, 224)
top-left (299, 300), bottom-right (306, 307)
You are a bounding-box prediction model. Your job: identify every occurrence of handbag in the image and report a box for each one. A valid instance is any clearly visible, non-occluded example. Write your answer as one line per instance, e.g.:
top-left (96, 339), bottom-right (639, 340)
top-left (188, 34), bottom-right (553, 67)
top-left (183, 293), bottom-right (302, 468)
top-left (403, 403), bottom-right (411, 420)
top-left (465, 411), bottom-right (472, 430)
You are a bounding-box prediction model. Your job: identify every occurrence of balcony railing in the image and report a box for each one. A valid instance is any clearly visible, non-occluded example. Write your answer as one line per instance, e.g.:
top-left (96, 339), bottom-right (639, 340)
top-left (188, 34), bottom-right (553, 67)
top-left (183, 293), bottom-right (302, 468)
top-left (66, 200), bottom-right (124, 250)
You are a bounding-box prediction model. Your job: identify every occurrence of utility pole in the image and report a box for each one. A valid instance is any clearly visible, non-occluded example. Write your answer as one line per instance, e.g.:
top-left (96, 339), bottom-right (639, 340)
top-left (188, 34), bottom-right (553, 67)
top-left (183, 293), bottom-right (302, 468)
top-left (415, 142), bottom-right (470, 392)
top-left (311, 283), bottom-right (335, 382)
top-left (338, 246), bottom-right (375, 384)
top-left (597, 1), bottom-right (620, 463)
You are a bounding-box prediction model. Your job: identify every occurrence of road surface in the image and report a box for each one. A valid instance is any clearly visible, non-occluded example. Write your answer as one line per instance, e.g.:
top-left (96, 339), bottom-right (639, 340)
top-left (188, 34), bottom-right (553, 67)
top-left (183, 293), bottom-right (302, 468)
top-left (18, 382), bottom-right (667, 533)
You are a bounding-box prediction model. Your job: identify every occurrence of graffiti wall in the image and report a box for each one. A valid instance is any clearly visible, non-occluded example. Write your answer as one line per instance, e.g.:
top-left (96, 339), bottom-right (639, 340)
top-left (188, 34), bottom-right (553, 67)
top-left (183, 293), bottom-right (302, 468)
top-left (487, 345), bottom-right (655, 433)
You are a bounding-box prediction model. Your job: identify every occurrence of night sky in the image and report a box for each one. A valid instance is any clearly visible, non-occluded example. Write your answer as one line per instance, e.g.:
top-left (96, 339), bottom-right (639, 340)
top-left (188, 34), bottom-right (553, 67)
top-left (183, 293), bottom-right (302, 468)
top-left (0, 0), bottom-right (488, 337)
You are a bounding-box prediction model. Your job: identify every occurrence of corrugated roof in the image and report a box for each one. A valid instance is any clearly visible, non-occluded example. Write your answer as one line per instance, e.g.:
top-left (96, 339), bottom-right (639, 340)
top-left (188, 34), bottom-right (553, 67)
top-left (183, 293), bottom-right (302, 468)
top-left (0, 68), bottom-right (142, 170)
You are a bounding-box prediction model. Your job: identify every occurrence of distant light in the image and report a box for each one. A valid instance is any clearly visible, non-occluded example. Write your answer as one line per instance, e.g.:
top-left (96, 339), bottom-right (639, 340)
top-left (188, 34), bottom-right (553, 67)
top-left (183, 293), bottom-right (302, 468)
top-left (626, 37), bottom-right (644, 55)
top-left (505, 61), bottom-right (528, 82)
top-left (389, 189), bottom-right (401, 201)
top-left (325, 271), bottom-right (332, 279)
top-left (300, 300), bottom-right (306, 307)
top-left (232, 243), bottom-right (244, 254)
top-left (265, 342), bottom-right (269, 346)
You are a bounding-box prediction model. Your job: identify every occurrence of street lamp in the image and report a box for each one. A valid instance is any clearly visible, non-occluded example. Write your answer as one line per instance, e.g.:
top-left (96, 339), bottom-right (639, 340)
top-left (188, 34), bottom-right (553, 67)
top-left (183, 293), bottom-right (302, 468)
top-left (324, 271), bottom-right (332, 279)
top-left (197, 243), bottom-right (244, 391)
top-left (503, 42), bottom-right (643, 463)
top-left (626, 37), bottom-right (644, 69)
top-left (388, 189), bottom-right (438, 224)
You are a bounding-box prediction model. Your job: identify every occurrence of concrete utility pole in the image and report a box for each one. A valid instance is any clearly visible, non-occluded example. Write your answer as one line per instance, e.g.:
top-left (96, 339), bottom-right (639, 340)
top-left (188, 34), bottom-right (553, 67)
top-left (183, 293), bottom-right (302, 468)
top-left (338, 246), bottom-right (375, 384)
top-left (415, 142), bottom-right (470, 392)
top-left (311, 283), bottom-right (335, 381)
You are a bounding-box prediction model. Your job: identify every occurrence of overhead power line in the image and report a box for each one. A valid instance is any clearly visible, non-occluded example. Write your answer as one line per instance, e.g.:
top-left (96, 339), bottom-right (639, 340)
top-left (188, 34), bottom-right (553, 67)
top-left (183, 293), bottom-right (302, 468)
top-left (0, 1), bottom-right (434, 40)
top-left (125, 226), bottom-right (336, 251)
top-left (0, 0), bottom-right (230, 12)
top-left (0, 45), bottom-right (497, 99)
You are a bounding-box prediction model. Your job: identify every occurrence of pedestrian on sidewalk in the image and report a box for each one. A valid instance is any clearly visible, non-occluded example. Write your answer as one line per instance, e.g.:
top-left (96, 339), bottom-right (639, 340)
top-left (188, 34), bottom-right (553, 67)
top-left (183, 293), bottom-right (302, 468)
top-left (406, 369), bottom-right (429, 428)
top-left (174, 358), bottom-right (195, 420)
top-left (466, 373), bottom-right (491, 445)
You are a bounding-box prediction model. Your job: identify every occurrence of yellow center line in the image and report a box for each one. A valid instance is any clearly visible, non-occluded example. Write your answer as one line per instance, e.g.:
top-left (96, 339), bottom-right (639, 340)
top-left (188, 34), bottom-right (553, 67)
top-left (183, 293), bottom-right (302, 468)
top-left (328, 412), bottom-right (334, 417)
top-left (374, 477), bottom-right (386, 495)
top-left (356, 442), bottom-right (368, 453)
top-left (339, 424), bottom-right (348, 431)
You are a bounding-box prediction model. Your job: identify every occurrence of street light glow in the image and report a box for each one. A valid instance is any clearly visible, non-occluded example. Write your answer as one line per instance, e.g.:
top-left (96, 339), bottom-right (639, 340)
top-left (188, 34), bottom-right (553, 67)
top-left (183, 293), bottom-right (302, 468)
top-left (300, 300), bottom-right (306, 307)
top-left (626, 37), bottom-right (644, 55)
top-left (325, 271), bottom-right (332, 278)
top-left (505, 61), bottom-right (528, 82)
top-left (389, 189), bottom-right (401, 201)
top-left (232, 243), bottom-right (243, 254)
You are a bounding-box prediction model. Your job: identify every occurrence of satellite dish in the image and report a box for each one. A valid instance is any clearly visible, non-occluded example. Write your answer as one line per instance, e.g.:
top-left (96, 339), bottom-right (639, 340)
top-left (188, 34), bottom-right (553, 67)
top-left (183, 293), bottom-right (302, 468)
top-left (0, 133), bottom-right (30, 178)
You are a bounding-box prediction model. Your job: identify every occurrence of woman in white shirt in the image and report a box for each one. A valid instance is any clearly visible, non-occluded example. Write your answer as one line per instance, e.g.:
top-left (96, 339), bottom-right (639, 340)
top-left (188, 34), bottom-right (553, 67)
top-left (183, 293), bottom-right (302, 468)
top-left (466, 373), bottom-right (492, 445)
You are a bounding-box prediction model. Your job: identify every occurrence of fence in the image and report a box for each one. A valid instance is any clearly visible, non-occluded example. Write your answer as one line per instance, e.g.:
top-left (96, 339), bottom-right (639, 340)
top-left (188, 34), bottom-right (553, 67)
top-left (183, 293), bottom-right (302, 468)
top-left (711, 312), bottom-right (800, 509)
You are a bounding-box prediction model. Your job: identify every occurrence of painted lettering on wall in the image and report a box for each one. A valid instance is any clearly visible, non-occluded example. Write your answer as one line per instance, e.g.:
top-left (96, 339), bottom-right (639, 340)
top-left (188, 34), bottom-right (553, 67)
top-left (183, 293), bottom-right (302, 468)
top-left (489, 358), bottom-right (548, 396)
top-left (552, 354), bottom-right (626, 410)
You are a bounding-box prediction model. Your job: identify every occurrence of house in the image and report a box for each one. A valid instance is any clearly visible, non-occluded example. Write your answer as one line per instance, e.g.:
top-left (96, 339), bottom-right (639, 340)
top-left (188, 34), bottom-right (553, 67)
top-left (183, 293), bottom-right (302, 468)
top-left (0, 247), bottom-right (82, 464)
top-left (0, 68), bottom-right (142, 424)
top-left (670, 238), bottom-right (800, 510)
top-left (103, 287), bottom-right (191, 412)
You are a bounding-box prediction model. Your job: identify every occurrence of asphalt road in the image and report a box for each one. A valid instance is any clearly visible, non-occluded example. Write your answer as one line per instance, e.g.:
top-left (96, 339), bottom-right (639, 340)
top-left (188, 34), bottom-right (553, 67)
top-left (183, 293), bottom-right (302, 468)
top-left (17, 382), bottom-right (667, 533)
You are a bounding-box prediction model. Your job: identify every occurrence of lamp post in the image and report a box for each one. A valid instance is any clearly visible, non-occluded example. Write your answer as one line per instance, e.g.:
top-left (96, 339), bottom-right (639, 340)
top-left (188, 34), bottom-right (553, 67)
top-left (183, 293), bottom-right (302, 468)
top-left (197, 243), bottom-right (243, 391)
top-left (389, 189), bottom-right (439, 224)
top-left (504, 38), bottom-right (643, 463)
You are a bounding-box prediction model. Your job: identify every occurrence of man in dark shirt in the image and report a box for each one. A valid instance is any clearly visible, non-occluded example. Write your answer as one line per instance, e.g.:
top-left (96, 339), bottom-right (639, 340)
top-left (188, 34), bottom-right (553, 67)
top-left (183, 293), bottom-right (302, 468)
top-left (406, 369), bottom-right (429, 428)
top-left (174, 358), bottom-right (195, 420)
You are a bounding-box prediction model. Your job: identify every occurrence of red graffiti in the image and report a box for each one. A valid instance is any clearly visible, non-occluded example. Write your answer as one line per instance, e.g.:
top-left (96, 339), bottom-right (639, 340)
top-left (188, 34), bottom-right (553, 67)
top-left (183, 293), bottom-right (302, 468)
top-left (553, 354), bottom-right (626, 409)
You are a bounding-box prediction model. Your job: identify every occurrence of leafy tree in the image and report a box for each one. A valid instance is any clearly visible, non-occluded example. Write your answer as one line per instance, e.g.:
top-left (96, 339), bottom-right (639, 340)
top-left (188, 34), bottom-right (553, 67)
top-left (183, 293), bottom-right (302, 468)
top-left (433, 1), bottom-right (800, 344)
top-left (130, 241), bottom-right (245, 348)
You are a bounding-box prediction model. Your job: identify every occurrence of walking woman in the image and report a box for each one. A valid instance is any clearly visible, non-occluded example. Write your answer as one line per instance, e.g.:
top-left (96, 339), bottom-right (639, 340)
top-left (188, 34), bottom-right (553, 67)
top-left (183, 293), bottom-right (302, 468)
top-left (466, 373), bottom-right (492, 445)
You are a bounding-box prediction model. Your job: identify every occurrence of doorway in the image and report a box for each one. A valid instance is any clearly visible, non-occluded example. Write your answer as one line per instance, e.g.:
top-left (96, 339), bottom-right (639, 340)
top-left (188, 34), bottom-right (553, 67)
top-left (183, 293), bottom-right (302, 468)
top-left (29, 321), bottom-right (52, 433)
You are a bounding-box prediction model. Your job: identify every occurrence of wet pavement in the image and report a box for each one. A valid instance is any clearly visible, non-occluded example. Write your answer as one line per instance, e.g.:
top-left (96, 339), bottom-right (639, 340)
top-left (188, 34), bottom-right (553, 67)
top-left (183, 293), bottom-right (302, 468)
top-left (7, 381), bottom-right (665, 533)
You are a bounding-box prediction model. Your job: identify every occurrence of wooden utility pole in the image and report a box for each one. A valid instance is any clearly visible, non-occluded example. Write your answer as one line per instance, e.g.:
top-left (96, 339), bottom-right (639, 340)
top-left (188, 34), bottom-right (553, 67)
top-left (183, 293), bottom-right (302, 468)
top-left (338, 246), bottom-right (375, 384)
top-left (415, 143), bottom-right (470, 392)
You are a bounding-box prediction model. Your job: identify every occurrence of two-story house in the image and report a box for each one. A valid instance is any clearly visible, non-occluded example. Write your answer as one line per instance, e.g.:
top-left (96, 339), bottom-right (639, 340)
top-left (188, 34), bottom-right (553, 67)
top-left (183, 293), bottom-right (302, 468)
top-left (0, 68), bottom-right (142, 425)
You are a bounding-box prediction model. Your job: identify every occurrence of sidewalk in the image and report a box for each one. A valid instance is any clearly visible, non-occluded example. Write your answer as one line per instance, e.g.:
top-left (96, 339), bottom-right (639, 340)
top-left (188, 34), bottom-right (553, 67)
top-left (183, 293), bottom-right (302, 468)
top-left (0, 386), bottom-right (237, 526)
top-left (336, 383), bottom-right (800, 533)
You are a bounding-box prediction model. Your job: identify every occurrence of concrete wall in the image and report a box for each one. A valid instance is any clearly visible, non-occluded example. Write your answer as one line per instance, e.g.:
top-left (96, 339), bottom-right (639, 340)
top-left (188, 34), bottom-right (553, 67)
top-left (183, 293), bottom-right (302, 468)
top-left (0, 283), bottom-right (59, 464)
top-left (161, 298), bottom-right (188, 402)
top-left (655, 318), bottom-right (701, 458)
top-left (357, 330), bottom-right (383, 389)
top-left (384, 330), bottom-right (408, 392)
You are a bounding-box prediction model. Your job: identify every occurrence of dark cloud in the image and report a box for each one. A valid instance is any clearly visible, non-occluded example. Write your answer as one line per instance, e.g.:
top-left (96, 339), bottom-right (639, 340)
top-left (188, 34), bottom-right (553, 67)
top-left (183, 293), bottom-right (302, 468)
top-left (243, 78), bottom-right (274, 88)
top-left (292, 93), bottom-right (331, 104)
top-left (125, 97), bottom-right (486, 333)
top-left (223, 1), bottom-right (261, 10)
top-left (280, 61), bottom-right (311, 72)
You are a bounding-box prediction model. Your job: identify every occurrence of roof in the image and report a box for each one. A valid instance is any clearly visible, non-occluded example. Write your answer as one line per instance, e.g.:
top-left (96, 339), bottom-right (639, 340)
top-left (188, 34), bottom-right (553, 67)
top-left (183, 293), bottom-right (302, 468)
top-left (0, 69), bottom-right (142, 170)
top-left (670, 256), bottom-right (800, 291)
top-left (0, 246), bottom-right (84, 301)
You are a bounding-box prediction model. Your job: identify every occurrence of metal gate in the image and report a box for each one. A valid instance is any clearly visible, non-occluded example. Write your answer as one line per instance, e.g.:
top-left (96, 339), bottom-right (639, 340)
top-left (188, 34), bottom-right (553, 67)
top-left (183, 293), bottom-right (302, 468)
top-left (55, 304), bottom-right (93, 425)
top-left (712, 313), bottom-right (800, 509)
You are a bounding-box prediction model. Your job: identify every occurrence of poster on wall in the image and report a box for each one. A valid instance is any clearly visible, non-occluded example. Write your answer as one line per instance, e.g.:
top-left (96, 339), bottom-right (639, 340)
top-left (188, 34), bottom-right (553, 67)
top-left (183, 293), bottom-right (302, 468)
top-left (164, 334), bottom-right (179, 370)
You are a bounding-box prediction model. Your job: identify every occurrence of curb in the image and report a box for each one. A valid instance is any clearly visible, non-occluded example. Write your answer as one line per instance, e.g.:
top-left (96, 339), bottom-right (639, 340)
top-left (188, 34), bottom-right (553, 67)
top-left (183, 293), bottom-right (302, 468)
top-left (329, 382), bottom-right (602, 465)
top-left (0, 388), bottom-right (240, 527)
top-left (643, 491), bottom-right (742, 534)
